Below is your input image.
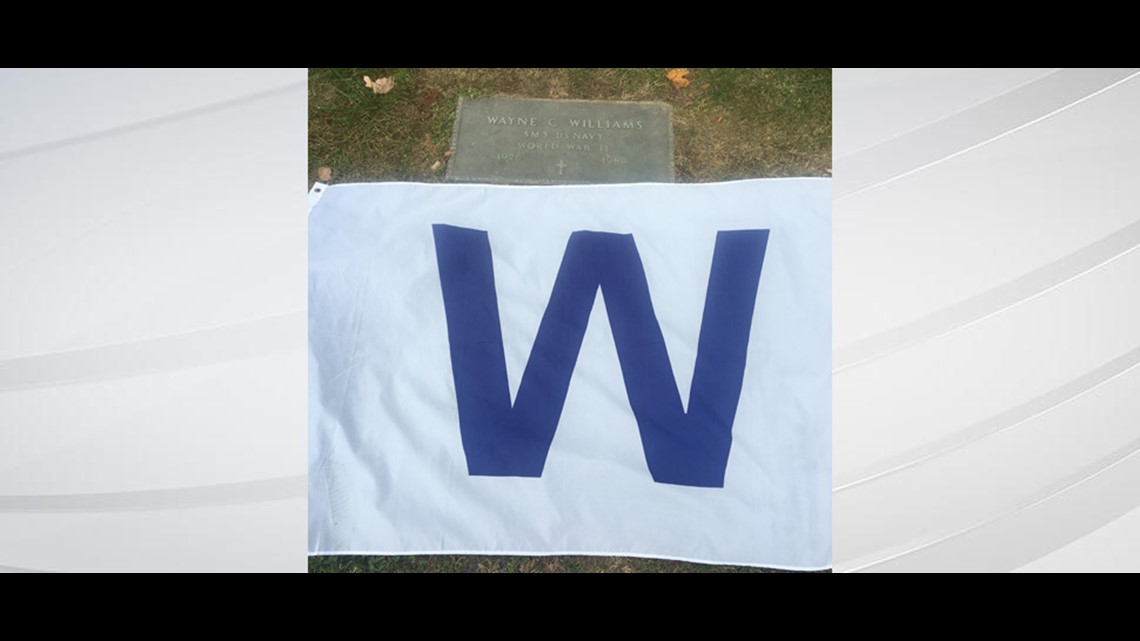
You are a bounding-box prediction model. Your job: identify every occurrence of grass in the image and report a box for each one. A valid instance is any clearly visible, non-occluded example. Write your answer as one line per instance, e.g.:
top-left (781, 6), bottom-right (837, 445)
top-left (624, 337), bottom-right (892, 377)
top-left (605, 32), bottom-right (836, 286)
top-left (308, 68), bottom-right (831, 573)
top-left (309, 68), bottom-right (831, 185)
top-left (309, 555), bottom-right (817, 573)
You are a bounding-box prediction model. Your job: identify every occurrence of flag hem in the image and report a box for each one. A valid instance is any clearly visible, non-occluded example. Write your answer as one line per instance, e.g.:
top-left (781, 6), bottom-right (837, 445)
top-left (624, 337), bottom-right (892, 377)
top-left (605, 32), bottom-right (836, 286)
top-left (307, 549), bottom-right (832, 572)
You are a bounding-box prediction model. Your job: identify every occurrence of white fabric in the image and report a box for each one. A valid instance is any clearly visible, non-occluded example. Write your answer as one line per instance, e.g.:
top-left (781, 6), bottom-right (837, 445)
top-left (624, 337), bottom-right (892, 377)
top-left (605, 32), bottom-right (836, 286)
top-left (308, 179), bottom-right (831, 569)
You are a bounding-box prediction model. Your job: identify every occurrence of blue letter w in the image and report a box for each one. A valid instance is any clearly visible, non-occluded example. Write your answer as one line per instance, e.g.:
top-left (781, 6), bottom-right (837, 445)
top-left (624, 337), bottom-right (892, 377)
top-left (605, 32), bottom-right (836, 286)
top-left (432, 225), bottom-right (769, 488)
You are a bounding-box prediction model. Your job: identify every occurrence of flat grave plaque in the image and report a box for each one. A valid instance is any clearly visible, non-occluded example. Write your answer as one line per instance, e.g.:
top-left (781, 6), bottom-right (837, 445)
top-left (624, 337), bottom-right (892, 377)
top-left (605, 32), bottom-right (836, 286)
top-left (446, 97), bottom-right (674, 185)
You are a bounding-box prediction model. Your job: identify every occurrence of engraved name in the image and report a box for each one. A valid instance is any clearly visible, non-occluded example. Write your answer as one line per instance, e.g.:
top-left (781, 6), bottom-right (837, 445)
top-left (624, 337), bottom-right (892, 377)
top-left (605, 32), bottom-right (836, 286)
top-left (487, 116), bottom-right (644, 130)
top-left (568, 119), bottom-right (643, 129)
top-left (487, 116), bottom-right (540, 126)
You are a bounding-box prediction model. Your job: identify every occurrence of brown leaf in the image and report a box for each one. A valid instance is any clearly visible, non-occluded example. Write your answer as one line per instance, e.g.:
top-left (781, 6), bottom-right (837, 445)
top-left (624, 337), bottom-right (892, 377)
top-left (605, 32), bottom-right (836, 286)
top-left (363, 75), bottom-right (396, 94)
top-left (317, 166), bottom-right (332, 182)
top-left (443, 150), bottom-right (455, 159)
top-left (666, 68), bottom-right (691, 89)
top-left (717, 115), bottom-right (724, 123)
top-left (418, 88), bottom-right (441, 110)
top-left (430, 160), bottom-right (443, 172)
top-left (826, 167), bottom-right (833, 175)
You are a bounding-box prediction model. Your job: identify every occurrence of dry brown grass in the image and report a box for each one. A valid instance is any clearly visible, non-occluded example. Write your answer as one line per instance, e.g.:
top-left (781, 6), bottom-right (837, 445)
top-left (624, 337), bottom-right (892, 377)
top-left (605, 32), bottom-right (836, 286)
top-left (309, 67), bottom-right (831, 186)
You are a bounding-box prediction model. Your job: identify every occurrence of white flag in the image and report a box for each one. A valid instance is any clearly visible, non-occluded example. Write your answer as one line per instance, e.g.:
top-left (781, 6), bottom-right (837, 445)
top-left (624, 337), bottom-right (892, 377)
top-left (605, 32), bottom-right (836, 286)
top-left (308, 178), bottom-right (831, 569)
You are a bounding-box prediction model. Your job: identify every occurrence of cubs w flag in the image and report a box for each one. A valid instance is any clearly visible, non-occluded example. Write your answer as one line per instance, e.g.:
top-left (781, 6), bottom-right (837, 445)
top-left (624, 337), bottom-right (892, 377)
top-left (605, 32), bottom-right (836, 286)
top-left (308, 178), bottom-right (831, 569)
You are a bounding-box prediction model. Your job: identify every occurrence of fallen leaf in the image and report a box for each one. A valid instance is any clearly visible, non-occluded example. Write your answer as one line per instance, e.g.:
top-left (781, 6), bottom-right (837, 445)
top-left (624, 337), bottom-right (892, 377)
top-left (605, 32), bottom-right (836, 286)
top-left (364, 75), bottom-right (396, 94)
top-left (717, 115), bottom-right (724, 123)
top-left (418, 88), bottom-right (441, 110)
top-left (431, 160), bottom-right (443, 172)
top-left (666, 68), bottom-right (690, 89)
top-left (826, 167), bottom-right (833, 175)
top-left (443, 150), bottom-right (455, 159)
top-left (317, 166), bottom-right (332, 182)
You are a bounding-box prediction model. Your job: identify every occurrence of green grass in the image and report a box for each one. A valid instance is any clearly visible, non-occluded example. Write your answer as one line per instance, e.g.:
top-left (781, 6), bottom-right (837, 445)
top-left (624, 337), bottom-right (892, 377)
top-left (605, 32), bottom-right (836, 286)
top-left (309, 68), bottom-right (831, 185)
top-left (308, 68), bottom-right (831, 573)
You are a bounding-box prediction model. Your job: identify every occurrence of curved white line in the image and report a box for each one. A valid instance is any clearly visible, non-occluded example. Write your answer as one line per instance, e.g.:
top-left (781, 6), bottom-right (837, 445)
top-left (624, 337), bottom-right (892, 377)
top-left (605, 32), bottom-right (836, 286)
top-left (837, 70), bottom-right (1140, 201)
top-left (836, 68), bottom-right (1062, 160)
top-left (0, 81), bottom-right (306, 164)
top-left (0, 310), bottom-right (304, 392)
top-left (842, 439), bottom-right (1140, 572)
top-left (835, 218), bottom-right (1140, 373)
top-left (0, 475), bottom-right (305, 513)
top-left (834, 345), bottom-right (1140, 491)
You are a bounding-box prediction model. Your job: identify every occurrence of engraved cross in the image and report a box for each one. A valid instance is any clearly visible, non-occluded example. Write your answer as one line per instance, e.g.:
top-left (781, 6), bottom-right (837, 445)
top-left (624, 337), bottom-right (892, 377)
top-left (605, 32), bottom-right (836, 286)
top-left (556, 160), bottom-right (567, 176)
